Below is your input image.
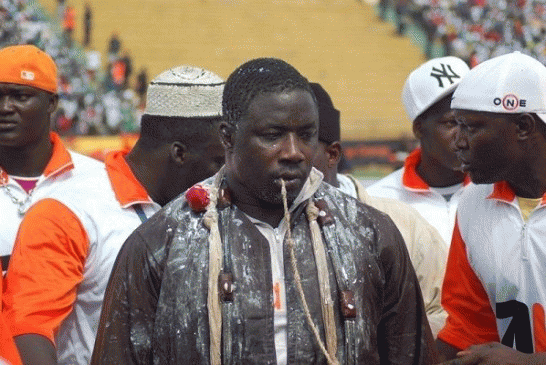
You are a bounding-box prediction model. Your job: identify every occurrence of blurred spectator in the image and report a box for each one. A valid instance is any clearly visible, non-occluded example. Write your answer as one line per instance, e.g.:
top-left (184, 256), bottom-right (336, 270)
top-left (83, 2), bottom-right (91, 47)
top-left (61, 4), bottom-right (75, 45)
top-left (120, 49), bottom-right (132, 89)
top-left (379, 0), bottom-right (389, 20)
top-left (107, 31), bottom-right (121, 62)
top-left (135, 67), bottom-right (148, 104)
top-left (395, 0), bottom-right (409, 35)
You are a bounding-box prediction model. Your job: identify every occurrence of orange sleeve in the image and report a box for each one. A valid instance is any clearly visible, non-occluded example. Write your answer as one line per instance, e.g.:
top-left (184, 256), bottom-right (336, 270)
top-left (437, 219), bottom-right (500, 350)
top-left (2, 199), bottom-right (89, 345)
top-left (1, 262), bottom-right (22, 365)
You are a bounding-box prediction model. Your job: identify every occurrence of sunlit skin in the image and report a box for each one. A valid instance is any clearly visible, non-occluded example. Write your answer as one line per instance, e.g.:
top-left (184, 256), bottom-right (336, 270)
top-left (126, 120), bottom-right (225, 207)
top-left (311, 140), bottom-right (342, 187)
top-left (0, 83), bottom-right (58, 176)
top-left (163, 133), bottom-right (225, 203)
top-left (221, 89), bottom-right (319, 227)
top-left (453, 109), bottom-right (546, 198)
top-left (414, 93), bottom-right (466, 187)
top-left (438, 342), bottom-right (546, 365)
top-left (453, 110), bottom-right (519, 185)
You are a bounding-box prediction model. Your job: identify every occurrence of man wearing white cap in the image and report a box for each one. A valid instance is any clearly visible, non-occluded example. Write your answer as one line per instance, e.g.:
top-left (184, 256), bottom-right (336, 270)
top-left (437, 52), bottom-right (546, 364)
top-left (3, 65), bottom-right (225, 365)
top-left (367, 56), bottom-right (471, 247)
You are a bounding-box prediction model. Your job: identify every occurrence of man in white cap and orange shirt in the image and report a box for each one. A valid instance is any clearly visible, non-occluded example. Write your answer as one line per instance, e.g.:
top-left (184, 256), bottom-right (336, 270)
top-left (437, 52), bottom-right (546, 364)
top-left (367, 56), bottom-right (471, 247)
top-left (3, 65), bottom-right (226, 365)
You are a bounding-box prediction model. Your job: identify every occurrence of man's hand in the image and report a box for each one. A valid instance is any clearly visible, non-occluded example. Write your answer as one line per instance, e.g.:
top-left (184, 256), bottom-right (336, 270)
top-left (439, 342), bottom-right (531, 365)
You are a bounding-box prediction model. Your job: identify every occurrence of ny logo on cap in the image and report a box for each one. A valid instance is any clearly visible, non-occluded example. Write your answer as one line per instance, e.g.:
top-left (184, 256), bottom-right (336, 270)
top-left (430, 63), bottom-right (460, 88)
top-left (20, 70), bottom-right (35, 81)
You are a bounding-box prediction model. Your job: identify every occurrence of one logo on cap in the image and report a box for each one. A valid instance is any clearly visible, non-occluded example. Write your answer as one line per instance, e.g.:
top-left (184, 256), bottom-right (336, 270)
top-left (493, 94), bottom-right (526, 111)
top-left (20, 71), bottom-right (35, 81)
top-left (430, 63), bottom-right (461, 88)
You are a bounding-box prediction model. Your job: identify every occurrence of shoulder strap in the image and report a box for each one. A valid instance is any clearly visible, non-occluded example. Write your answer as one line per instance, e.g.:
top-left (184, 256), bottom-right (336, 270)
top-left (133, 204), bottom-right (148, 223)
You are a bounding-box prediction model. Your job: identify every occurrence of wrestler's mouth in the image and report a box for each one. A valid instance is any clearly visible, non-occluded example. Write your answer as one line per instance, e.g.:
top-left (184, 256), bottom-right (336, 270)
top-left (276, 173), bottom-right (304, 189)
top-left (455, 159), bottom-right (471, 173)
top-left (455, 153), bottom-right (471, 172)
top-left (0, 120), bottom-right (17, 130)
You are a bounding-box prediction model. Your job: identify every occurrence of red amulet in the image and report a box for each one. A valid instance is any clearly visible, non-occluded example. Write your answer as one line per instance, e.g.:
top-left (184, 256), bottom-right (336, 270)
top-left (186, 185), bottom-right (210, 212)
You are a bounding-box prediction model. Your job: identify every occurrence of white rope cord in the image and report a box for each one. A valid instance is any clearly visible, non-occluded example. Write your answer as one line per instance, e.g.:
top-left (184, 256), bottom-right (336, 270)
top-left (281, 180), bottom-right (340, 365)
top-left (306, 200), bottom-right (338, 360)
top-left (203, 169), bottom-right (224, 365)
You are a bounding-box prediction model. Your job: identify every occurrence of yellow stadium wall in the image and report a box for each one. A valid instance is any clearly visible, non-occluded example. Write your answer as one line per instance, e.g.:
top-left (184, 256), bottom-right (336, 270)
top-left (41, 0), bottom-right (425, 140)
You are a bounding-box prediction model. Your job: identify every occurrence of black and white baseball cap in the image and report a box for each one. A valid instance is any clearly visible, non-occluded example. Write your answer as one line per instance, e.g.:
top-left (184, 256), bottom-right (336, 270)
top-left (145, 65), bottom-right (224, 118)
top-left (451, 52), bottom-right (546, 123)
top-left (402, 56), bottom-right (470, 121)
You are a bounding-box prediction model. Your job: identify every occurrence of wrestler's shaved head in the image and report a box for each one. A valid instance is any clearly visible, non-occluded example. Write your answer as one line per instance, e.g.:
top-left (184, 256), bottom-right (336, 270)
top-left (222, 57), bottom-right (314, 126)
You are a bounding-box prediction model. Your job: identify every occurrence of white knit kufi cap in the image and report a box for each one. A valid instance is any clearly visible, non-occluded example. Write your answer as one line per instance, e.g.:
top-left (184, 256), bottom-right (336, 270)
top-left (145, 65), bottom-right (224, 118)
top-left (452, 52), bottom-right (546, 123)
top-left (402, 56), bottom-right (470, 121)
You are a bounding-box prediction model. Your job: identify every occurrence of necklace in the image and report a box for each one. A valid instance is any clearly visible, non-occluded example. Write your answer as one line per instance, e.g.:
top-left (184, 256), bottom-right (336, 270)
top-left (3, 183), bottom-right (34, 216)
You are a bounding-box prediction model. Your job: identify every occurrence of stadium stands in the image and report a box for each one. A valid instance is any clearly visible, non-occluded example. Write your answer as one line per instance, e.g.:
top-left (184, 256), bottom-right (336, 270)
top-left (0, 0), bottom-right (142, 136)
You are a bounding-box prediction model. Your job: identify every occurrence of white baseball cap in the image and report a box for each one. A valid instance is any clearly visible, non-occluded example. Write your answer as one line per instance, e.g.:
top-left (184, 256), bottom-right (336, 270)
top-left (145, 65), bottom-right (224, 118)
top-left (451, 52), bottom-right (546, 123)
top-left (402, 56), bottom-right (470, 121)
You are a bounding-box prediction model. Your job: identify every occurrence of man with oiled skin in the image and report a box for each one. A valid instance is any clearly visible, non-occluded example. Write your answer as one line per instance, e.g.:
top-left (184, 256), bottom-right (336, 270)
top-left (91, 57), bottom-right (437, 365)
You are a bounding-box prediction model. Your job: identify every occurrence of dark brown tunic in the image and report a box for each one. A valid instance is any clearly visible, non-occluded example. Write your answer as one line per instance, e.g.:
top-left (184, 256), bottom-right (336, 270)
top-left (91, 181), bottom-right (437, 365)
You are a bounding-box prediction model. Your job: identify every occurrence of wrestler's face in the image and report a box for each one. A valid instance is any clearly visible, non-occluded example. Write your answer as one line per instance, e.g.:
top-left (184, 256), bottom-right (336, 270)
top-left (454, 109), bottom-right (520, 184)
top-left (0, 83), bottom-right (56, 148)
top-left (224, 89), bottom-right (318, 206)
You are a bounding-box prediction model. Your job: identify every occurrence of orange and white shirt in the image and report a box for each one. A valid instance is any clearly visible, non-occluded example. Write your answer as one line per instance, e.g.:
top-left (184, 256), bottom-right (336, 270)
top-left (0, 132), bottom-right (104, 268)
top-left (438, 181), bottom-right (546, 353)
top-left (3, 150), bottom-right (160, 365)
top-left (366, 148), bottom-right (470, 246)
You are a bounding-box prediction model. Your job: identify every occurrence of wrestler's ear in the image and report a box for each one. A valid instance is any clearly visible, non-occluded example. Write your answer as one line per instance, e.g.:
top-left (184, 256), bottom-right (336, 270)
top-left (515, 113), bottom-right (536, 141)
top-left (413, 117), bottom-right (423, 139)
top-left (325, 142), bottom-right (342, 168)
top-left (169, 141), bottom-right (187, 166)
top-left (47, 93), bottom-right (59, 114)
top-left (220, 122), bottom-right (235, 150)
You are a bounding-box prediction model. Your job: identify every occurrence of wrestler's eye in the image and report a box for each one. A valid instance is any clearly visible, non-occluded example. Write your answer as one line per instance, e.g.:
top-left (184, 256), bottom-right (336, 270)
top-left (298, 128), bottom-right (316, 141)
top-left (261, 131), bottom-right (282, 141)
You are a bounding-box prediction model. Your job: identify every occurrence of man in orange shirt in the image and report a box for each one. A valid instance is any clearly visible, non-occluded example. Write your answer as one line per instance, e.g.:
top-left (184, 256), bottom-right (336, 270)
top-left (3, 65), bottom-right (226, 365)
top-left (0, 44), bottom-right (104, 274)
top-left (1, 264), bottom-right (22, 365)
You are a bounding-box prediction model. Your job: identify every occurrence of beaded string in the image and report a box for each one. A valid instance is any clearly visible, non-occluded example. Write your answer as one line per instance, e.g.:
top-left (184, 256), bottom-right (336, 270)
top-left (281, 179), bottom-right (339, 365)
top-left (203, 172), bottom-right (339, 365)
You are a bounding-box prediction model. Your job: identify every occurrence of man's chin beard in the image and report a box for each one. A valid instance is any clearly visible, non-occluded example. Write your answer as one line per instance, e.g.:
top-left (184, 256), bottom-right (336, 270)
top-left (258, 189), bottom-right (299, 207)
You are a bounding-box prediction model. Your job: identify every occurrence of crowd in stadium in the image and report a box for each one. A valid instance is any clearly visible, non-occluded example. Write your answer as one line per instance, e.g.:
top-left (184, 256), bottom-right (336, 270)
top-left (4, 0), bottom-right (546, 136)
top-left (393, 0), bottom-right (546, 65)
top-left (0, 0), bottom-right (144, 136)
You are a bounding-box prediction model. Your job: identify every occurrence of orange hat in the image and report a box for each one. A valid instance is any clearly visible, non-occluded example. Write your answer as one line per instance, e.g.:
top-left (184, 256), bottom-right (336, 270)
top-left (0, 45), bottom-right (58, 93)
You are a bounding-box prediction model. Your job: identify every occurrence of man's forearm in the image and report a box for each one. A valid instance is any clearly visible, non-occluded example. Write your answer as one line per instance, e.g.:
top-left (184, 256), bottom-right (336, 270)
top-left (15, 334), bottom-right (56, 365)
top-left (436, 338), bottom-right (460, 362)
